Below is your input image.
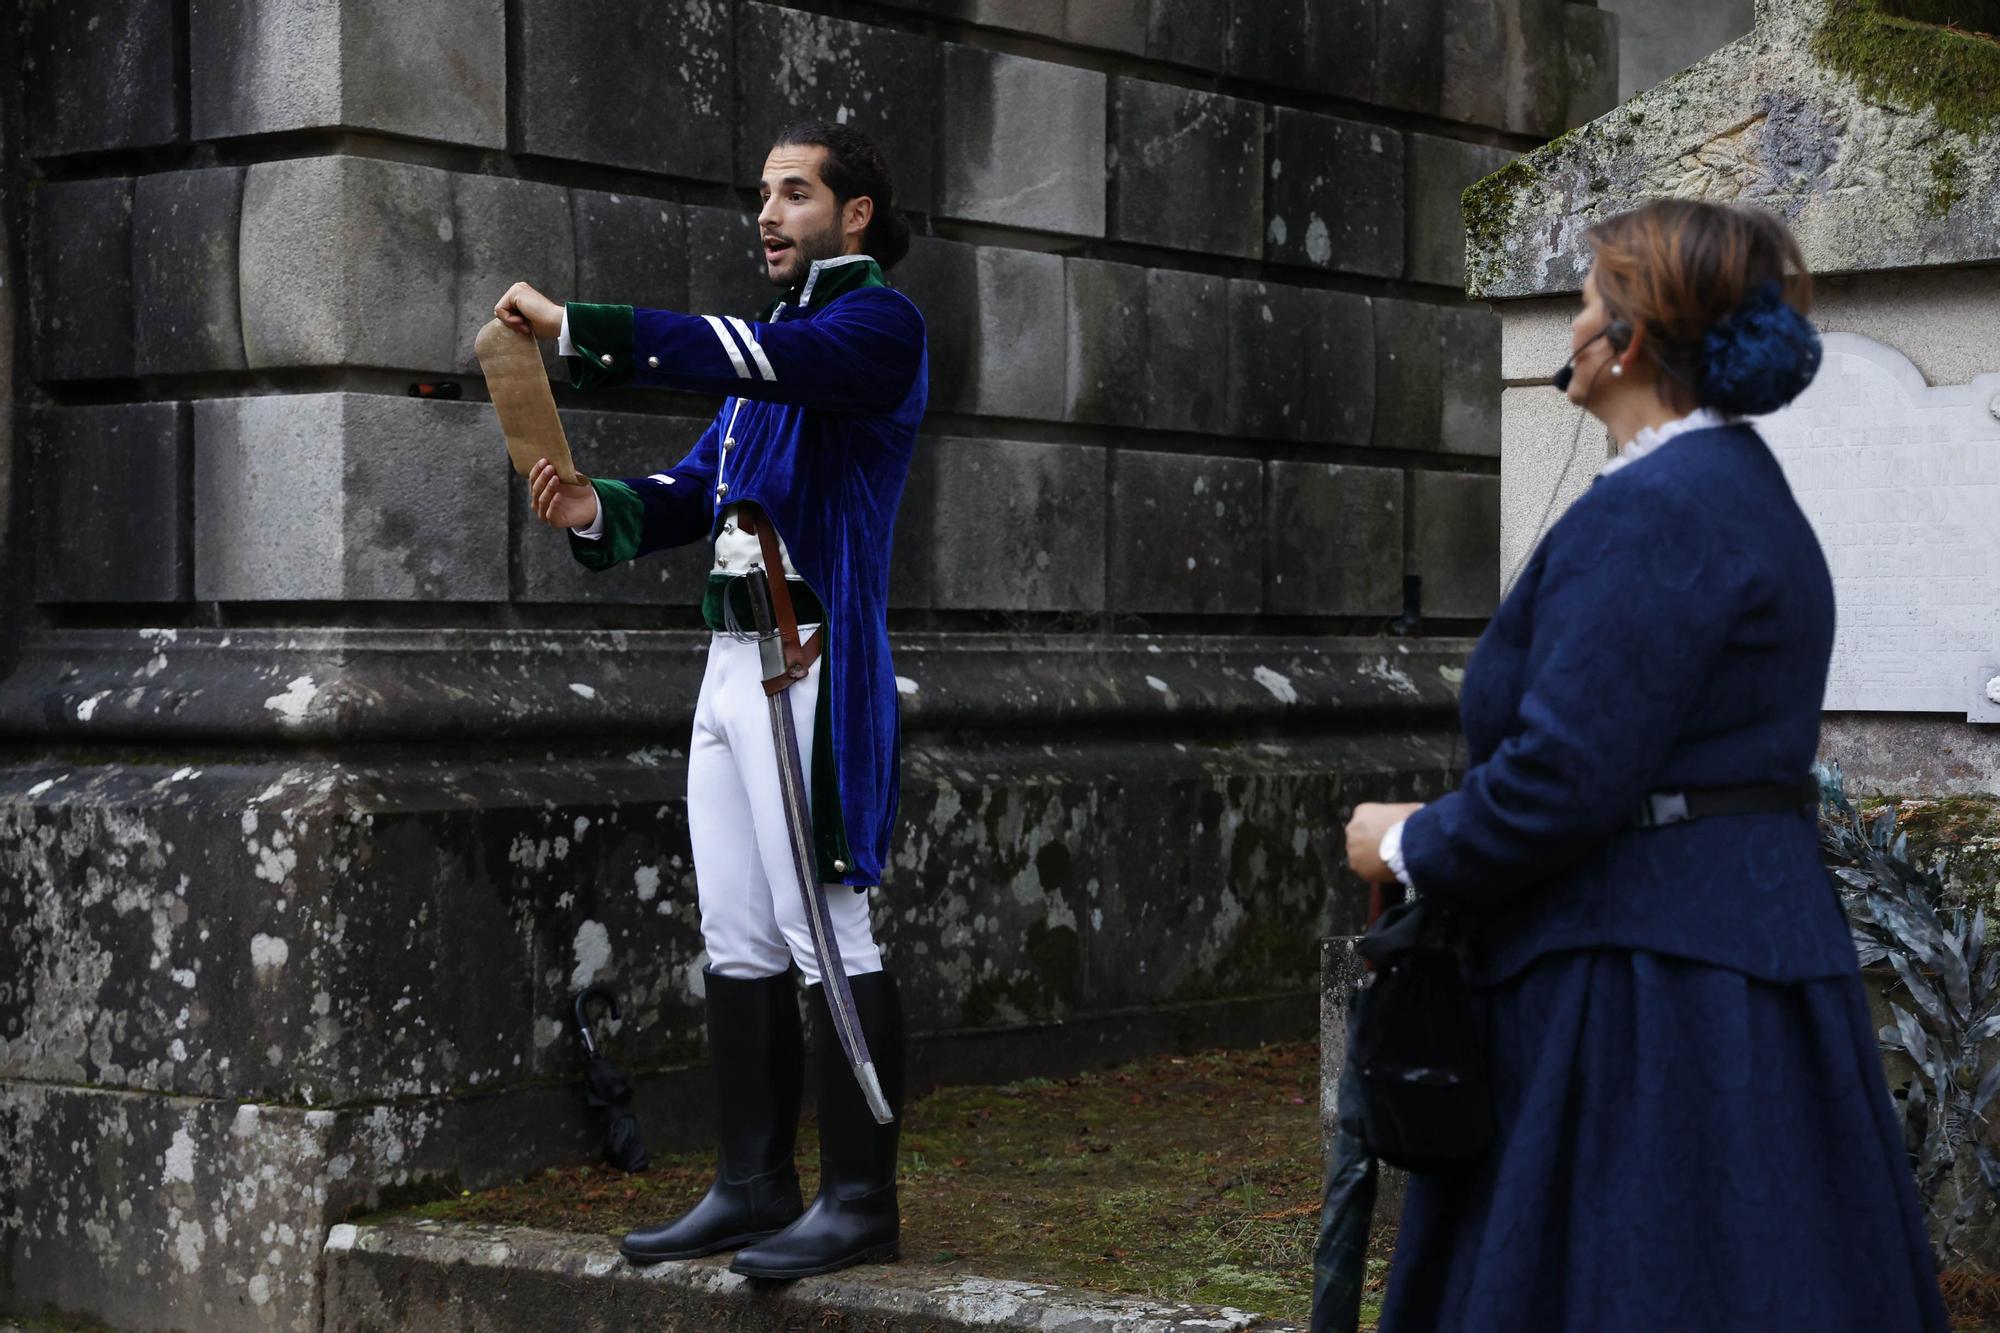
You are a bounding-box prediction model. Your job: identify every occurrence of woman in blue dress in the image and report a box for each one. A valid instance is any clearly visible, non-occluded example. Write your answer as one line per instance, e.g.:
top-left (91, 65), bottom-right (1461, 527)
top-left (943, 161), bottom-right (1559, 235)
top-left (1344, 199), bottom-right (1947, 1331)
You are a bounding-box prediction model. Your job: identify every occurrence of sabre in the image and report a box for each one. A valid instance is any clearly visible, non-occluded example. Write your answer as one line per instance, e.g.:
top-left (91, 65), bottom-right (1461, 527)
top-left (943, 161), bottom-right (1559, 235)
top-left (740, 513), bottom-right (893, 1126)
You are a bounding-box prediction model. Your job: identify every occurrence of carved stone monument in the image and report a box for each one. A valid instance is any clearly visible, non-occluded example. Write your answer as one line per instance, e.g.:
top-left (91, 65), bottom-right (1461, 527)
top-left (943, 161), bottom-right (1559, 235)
top-left (1468, 0), bottom-right (2000, 786)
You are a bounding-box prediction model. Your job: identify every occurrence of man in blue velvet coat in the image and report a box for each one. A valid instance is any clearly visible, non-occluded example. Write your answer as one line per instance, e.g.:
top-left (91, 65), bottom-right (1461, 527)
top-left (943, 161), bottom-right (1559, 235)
top-left (495, 121), bottom-right (925, 1280)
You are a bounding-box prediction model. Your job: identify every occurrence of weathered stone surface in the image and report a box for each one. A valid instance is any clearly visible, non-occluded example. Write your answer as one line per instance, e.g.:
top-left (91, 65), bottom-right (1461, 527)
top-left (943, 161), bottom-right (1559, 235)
top-left (736, 6), bottom-right (939, 214)
top-left (1147, 0), bottom-right (1228, 68)
top-left (930, 438), bottom-right (1105, 611)
top-left (190, 0), bottom-right (505, 146)
top-left (1110, 80), bottom-right (1263, 258)
top-left (940, 47), bottom-right (1106, 236)
top-left (684, 204), bottom-right (773, 319)
top-left (878, 0), bottom-right (1066, 35)
top-left (1438, 304), bottom-right (1502, 457)
top-left (892, 237), bottom-right (977, 414)
top-left (1405, 134), bottom-right (1517, 290)
top-left (24, 0), bottom-right (180, 157)
top-left (451, 174), bottom-right (576, 373)
top-left (1377, 0), bottom-right (1447, 118)
top-left (572, 190), bottom-right (687, 312)
top-left (1264, 463), bottom-right (1403, 616)
top-left (240, 156), bottom-right (457, 371)
top-left (1302, 289), bottom-right (1377, 450)
top-left (1437, 0), bottom-right (1576, 135)
top-left (31, 406), bottom-right (191, 604)
top-left (1266, 108), bottom-right (1403, 279)
top-left (133, 168), bottom-right (248, 376)
top-left (1226, 280), bottom-right (1312, 441)
top-left (1464, 0), bottom-right (2000, 297)
top-left (899, 242), bottom-right (1065, 420)
top-left (194, 395), bottom-right (507, 601)
top-left (1412, 472), bottom-right (1501, 618)
top-left (327, 1217), bottom-right (1306, 1332)
top-left (1144, 269), bottom-right (1229, 434)
top-left (889, 435), bottom-right (939, 610)
top-left (1227, 0), bottom-right (1371, 101)
top-left (1108, 452), bottom-right (1262, 615)
top-left (1065, 258), bottom-right (1148, 427)
top-left (1600, 0), bottom-right (1755, 102)
top-left (28, 178), bottom-right (135, 382)
top-left (515, 0), bottom-right (733, 182)
top-left (1565, 2), bottom-right (1621, 130)
top-left (1372, 298), bottom-right (1442, 454)
top-left (1498, 385), bottom-right (1602, 589)
top-left (1504, 0), bottom-right (1578, 137)
top-left (1065, 0), bottom-right (1148, 53)
top-left (512, 412), bottom-right (716, 604)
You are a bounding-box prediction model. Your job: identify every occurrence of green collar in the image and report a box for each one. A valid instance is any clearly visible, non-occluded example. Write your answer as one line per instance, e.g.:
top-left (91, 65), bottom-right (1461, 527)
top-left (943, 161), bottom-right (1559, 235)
top-left (764, 254), bottom-right (887, 320)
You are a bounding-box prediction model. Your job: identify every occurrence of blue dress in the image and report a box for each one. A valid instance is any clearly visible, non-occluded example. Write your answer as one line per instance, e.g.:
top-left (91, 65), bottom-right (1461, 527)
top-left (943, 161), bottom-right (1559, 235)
top-left (1383, 425), bottom-right (1945, 1331)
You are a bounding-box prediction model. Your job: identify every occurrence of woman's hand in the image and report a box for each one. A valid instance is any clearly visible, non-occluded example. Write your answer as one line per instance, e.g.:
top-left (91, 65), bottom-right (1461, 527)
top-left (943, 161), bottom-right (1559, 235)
top-left (1345, 802), bottom-right (1425, 885)
top-left (529, 457), bottom-right (598, 530)
top-left (494, 281), bottom-right (565, 340)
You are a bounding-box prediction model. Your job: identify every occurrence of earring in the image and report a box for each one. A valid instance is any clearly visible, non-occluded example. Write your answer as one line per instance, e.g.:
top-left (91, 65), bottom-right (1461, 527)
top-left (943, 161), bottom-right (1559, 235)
top-left (1610, 363), bottom-right (1624, 378)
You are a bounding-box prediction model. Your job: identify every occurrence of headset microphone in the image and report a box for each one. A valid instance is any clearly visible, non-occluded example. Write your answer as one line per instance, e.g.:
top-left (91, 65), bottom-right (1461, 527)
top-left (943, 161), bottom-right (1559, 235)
top-left (1551, 321), bottom-right (1630, 393)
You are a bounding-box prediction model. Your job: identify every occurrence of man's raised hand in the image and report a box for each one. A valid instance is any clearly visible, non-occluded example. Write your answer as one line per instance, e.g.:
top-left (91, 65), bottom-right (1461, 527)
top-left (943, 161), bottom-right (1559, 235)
top-left (494, 282), bottom-right (565, 341)
top-left (530, 457), bottom-right (598, 530)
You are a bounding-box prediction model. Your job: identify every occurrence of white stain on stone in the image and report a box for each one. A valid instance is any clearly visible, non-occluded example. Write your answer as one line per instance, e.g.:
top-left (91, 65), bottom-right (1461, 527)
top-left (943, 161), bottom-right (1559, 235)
top-left (1145, 675), bottom-right (1169, 693)
top-left (263, 675), bottom-right (318, 724)
top-left (27, 778), bottom-right (56, 798)
top-left (895, 676), bottom-right (919, 696)
top-left (247, 1274), bottom-right (272, 1306)
top-left (568, 682), bottom-right (597, 700)
top-left (250, 934), bottom-right (290, 972)
top-left (76, 691), bottom-right (111, 722)
top-left (570, 920), bottom-right (611, 989)
top-left (1305, 215), bottom-right (1332, 266)
top-left (325, 1223), bottom-right (359, 1252)
top-left (163, 1127), bottom-right (197, 1184)
top-left (174, 1219), bottom-right (205, 1273)
top-left (634, 866), bottom-right (661, 902)
top-left (1252, 666), bottom-right (1298, 704)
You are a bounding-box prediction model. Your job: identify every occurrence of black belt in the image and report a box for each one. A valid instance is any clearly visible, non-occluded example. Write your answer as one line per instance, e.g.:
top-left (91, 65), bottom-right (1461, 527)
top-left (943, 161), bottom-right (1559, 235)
top-left (1632, 778), bottom-right (1819, 829)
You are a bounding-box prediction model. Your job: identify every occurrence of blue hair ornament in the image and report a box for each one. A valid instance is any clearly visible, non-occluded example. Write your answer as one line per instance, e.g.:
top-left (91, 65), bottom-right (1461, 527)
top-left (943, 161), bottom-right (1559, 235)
top-left (1698, 281), bottom-right (1822, 416)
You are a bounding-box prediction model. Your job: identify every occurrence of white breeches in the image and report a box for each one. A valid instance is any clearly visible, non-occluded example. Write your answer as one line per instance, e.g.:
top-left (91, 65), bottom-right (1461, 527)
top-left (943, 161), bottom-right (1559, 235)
top-left (688, 627), bottom-right (882, 984)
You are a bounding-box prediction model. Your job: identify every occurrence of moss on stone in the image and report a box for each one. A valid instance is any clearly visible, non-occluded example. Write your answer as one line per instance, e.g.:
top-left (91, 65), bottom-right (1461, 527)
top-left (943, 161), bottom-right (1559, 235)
top-left (1928, 144), bottom-right (1967, 215)
top-left (1811, 0), bottom-right (2000, 140)
top-left (1462, 157), bottom-right (1546, 298)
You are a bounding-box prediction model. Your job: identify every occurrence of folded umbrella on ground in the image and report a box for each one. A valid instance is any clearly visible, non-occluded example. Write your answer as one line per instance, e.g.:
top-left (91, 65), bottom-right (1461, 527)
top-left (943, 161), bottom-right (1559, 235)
top-left (573, 986), bottom-right (649, 1174)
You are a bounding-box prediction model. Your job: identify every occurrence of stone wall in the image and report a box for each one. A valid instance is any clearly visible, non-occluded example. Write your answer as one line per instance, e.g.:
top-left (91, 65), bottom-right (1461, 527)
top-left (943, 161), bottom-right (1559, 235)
top-left (0, 2), bottom-right (1619, 1328)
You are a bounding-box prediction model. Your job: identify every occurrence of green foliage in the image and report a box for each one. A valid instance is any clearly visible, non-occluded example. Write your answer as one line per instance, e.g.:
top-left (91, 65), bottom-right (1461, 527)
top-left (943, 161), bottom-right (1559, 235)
top-left (1812, 0), bottom-right (2000, 141)
top-left (1819, 761), bottom-right (2000, 1263)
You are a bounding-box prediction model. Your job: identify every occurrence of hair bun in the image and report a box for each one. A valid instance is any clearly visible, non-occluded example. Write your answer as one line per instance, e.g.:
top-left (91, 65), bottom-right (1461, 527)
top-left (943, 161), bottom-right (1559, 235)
top-left (1699, 282), bottom-right (1823, 416)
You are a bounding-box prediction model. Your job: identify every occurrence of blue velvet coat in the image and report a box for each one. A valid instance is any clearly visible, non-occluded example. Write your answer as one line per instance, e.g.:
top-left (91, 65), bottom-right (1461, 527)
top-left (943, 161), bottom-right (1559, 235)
top-left (561, 256), bottom-right (927, 888)
top-left (1402, 422), bottom-right (1852, 985)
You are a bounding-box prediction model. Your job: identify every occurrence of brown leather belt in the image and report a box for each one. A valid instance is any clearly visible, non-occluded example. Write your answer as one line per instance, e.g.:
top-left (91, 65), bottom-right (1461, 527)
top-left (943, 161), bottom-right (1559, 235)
top-left (736, 504), bottom-right (823, 695)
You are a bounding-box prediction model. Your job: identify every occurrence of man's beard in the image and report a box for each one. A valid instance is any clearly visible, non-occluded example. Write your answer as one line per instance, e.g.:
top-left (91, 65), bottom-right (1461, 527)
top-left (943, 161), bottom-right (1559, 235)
top-left (767, 216), bottom-right (848, 288)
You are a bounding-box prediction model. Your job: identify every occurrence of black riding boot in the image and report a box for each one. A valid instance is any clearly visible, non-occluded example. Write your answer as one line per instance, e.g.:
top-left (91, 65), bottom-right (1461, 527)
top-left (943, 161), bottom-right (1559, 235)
top-left (621, 970), bottom-right (804, 1264)
top-left (730, 969), bottom-right (904, 1279)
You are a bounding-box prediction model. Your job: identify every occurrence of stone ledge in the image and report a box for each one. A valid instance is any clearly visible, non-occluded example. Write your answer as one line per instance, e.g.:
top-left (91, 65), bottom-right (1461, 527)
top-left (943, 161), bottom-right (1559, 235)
top-left (323, 1218), bottom-right (1302, 1331)
top-left (0, 629), bottom-right (1471, 744)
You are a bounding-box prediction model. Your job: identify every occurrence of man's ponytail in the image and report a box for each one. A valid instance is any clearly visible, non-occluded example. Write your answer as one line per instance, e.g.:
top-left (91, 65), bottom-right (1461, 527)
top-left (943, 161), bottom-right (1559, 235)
top-left (774, 120), bottom-right (911, 270)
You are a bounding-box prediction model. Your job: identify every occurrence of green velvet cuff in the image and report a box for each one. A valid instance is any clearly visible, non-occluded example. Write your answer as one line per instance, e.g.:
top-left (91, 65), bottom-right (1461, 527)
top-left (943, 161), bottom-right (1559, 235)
top-left (564, 302), bottom-right (636, 390)
top-left (566, 478), bottom-right (645, 570)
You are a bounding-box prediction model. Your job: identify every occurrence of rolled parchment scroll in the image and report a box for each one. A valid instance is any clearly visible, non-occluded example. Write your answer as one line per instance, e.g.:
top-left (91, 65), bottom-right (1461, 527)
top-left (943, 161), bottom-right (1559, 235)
top-left (474, 318), bottom-right (583, 484)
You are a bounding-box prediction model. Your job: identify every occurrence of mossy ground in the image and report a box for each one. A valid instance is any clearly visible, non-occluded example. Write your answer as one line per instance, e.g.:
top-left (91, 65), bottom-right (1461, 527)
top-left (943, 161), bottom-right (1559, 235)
top-left (379, 1042), bottom-right (1391, 1327)
top-left (1860, 792), bottom-right (2000, 908)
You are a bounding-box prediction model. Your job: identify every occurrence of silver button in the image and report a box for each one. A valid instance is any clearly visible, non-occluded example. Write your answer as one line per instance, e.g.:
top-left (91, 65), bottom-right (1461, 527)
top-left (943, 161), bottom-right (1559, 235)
top-left (833, 860), bottom-right (847, 874)
top-left (647, 356), bottom-right (660, 369)
top-left (599, 353), bottom-right (613, 366)
top-left (716, 482), bottom-right (730, 497)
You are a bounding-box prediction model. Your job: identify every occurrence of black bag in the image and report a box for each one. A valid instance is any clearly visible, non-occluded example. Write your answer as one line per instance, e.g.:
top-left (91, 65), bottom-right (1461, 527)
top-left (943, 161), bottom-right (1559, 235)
top-left (1351, 899), bottom-right (1494, 1173)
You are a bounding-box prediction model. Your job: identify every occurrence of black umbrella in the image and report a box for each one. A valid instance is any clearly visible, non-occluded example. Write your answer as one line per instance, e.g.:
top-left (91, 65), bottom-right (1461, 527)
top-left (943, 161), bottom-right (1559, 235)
top-left (572, 986), bottom-right (649, 1173)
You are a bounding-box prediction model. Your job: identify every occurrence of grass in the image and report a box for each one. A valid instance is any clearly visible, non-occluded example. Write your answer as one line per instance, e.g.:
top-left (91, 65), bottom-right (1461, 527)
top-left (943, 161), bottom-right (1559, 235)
top-left (383, 1041), bottom-right (1355, 1325)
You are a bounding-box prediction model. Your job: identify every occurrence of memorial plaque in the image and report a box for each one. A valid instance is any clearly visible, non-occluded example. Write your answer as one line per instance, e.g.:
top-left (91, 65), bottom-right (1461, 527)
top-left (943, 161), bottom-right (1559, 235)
top-left (1754, 333), bottom-right (2000, 717)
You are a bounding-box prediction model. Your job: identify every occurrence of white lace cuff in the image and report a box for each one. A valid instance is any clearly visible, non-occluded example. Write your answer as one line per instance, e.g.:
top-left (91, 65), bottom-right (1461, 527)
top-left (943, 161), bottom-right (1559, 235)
top-left (1381, 819), bottom-right (1413, 891)
top-left (556, 307), bottom-right (574, 358)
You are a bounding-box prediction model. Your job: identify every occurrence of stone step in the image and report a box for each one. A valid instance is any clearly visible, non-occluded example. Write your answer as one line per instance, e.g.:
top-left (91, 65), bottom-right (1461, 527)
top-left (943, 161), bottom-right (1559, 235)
top-left (324, 1219), bottom-right (1302, 1332)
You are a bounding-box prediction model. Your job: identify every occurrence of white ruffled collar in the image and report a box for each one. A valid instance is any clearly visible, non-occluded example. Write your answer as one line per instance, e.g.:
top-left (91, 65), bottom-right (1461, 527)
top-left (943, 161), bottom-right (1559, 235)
top-left (1600, 406), bottom-right (1732, 477)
